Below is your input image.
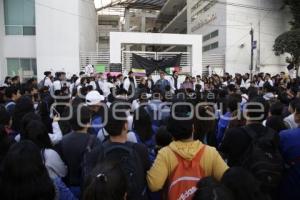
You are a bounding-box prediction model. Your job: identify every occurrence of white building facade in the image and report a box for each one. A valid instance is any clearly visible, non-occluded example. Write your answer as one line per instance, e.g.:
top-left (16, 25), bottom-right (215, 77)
top-left (188, 0), bottom-right (291, 75)
top-left (0, 0), bottom-right (97, 81)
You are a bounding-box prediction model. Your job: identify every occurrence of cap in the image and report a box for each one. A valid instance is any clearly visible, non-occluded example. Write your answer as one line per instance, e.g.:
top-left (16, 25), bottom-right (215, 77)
top-left (86, 91), bottom-right (105, 106)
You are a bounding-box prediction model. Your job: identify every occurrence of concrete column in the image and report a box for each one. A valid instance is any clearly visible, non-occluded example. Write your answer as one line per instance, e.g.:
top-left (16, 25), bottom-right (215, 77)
top-left (141, 12), bottom-right (146, 51)
top-left (124, 8), bottom-right (130, 31)
top-left (0, 0), bottom-right (6, 79)
top-left (124, 8), bottom-right (130, 51)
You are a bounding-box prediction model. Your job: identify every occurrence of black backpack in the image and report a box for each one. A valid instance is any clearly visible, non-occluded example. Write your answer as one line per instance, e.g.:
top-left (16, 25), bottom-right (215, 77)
top-left (81, 135), bottom-right (97, 185)
top-left (241, 126), bottom-right (284, 191)
top-left (99, 142), bottom-right (148, 200)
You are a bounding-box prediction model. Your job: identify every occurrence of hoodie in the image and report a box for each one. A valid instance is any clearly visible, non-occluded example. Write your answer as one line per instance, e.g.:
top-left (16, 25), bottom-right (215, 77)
top-left (147, 140), bottom-right (228, 192)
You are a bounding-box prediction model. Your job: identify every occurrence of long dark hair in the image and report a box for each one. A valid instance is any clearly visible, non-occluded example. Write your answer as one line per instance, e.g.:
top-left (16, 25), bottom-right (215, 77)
top-left (20, 120), bottom-right (52, 149)
top-left (194, 106), bottom-right (216, 145)
top-left (12, 96), bottom-right (34, 132)
top-left (0, 125), bottom-right (13, 164)
top-left (83, 161), bottom-right (127, 200)
top-left (20, 112), bottom-right (41, 135)
top-left (133, 107), bottom-right (153, 142)
top-left (0, 141), bottom-right (55, 200)
top-left (221, 167), bottom-right (270, 200)
top-left (193, 177), bottom-right (235, 200)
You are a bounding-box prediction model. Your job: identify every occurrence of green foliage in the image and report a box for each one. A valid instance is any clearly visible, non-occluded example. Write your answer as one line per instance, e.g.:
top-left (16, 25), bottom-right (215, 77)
top-left (274, 29), bottom-right (300, 66)
top-left (273, 1), bottom-right (300, 76)
top-left (284, 0), bottom-right (300, 29)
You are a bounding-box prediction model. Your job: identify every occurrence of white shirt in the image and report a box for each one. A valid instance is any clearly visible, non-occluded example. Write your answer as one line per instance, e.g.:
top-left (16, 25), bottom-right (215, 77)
top-left (267, 79), bottom-right (274, 87)
top-left (14, 122), bottom-right (63, 145)
top-left (196, 80), bottom-right (205, 92)
top-left (44, 77), bottom-right (53, 88)
top-left (89, 81), bottom-right (97, 90)
top-left (241, 79), bottom-right (251, 89)
top-left (52, 80), bottom-right (62, 92)
top-left (241, 94), bottom-right (249, 106)
top-left (258, 80), bottom-right (265, 88)
top-left (169, 76), bottom-right (181, 93)
top-left (123, 77), bottom-right (137, 92)
top-left (98, 80), bottom-right (111, 97)
top-left (49, 122), bottom-right (63, 145)
top-left (132, 99), bottom-right (140, 112)
top-left (284, 114), bottom-right (298, 129)
top-left (84, 64), bottom-right (95, 76)
top-left (43, 149), bottom-right (67, 179)
top-left (75, 78), bottom-right (81, 86)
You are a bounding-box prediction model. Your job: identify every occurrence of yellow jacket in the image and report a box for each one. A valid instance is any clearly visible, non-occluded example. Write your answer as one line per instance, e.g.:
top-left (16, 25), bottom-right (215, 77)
top-left (147, 140), bottom-right (229, 192)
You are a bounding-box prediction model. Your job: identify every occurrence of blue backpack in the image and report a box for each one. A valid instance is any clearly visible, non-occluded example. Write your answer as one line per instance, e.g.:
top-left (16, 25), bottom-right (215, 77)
top-left (134, 131), bottom-right (157, 164)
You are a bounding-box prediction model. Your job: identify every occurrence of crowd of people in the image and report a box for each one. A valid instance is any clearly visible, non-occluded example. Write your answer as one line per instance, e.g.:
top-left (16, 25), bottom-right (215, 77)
top-left (0, 69), bottom-right (299, 200)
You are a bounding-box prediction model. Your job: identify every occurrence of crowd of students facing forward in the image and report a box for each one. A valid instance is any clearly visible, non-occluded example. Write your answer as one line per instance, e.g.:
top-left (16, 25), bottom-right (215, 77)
top-left (0, 69), bottom-right (299, 200)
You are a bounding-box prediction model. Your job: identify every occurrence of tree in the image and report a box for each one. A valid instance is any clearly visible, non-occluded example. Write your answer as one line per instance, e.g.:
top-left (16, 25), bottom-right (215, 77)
top-left (274, 29), bottom-right (300, 76)
top-left (273, 0), bottom-right (300, 77)
top-left (283, 0), bottom-right (300, 29)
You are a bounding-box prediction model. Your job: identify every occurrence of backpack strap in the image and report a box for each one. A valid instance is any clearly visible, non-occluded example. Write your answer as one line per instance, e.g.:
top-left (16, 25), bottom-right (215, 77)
top-left (170, 145), bottom-right (206, 168)
top-left (5, 101), bottom-right (16, 110)
top-left (242, 126), bottom-right (275, 141)
top-left (103, 143), bottom-right (134, 157)
top-left (241, 126), bottom-right (257, 140)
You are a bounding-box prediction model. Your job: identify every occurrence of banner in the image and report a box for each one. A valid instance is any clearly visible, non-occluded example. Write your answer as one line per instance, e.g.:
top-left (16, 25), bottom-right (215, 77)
top-left (132, 68), bottom-right (146, 77)
top-left (95, 64), bottom-right (106, 73)
top-left (132, 54), bottom-right (181, 75)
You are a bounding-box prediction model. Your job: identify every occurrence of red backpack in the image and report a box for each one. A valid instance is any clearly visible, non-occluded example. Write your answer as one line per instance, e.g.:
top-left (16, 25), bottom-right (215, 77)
top-left (167, 146), bottom-right (206, 200)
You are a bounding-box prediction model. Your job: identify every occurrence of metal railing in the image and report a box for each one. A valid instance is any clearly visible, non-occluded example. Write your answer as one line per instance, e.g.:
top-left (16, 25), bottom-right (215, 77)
top-left (80, 51), bottom-right (110, 71)
top-left (79, 51), bottom-right (224, 75)
top-left (202, 54), bottom-right (225, 75)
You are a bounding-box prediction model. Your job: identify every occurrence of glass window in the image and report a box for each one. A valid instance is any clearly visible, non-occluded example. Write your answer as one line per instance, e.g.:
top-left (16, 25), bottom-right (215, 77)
top-left (211, 30), bottom-right (219, 38)
top-left (4, 0), bottom-right (35, 35)
top-left (203, 45), bottom-right (211, 52)
top-left (5, 26), bottom-right (23, 35)
top-left (4, 0), bottom-right (23, 26)
top-left (203, 30), bottom-right (218, 42)
top-left (31, 59), bottom-right (37, 75)
top-left (7, 58), bottom-right (21, 76)
top-left (203, 34), bottom-right (211, 42)
top-left (203, 42), bottom-right (219, 52)
top-left (23, 0), bottom-right (35, 26)
top-left (20, 58), bottom-right (31, 71)
top-left (6, 58), bottom-right (37, 78)
top-left (23, 26), bottom-right (36, 35)
top-left (211, 42), bottom-right (219, 49)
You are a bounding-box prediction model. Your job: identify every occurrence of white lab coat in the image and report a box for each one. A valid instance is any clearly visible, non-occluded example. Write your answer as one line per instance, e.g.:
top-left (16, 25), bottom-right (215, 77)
top-left (44, 77), bottom-right (53, 88)
top-left (169, 76), bottom-right (181, 93)
top-left (98, 80), bottom-right (111, 97)
top-left (123, 77), bottom-right (137, 92)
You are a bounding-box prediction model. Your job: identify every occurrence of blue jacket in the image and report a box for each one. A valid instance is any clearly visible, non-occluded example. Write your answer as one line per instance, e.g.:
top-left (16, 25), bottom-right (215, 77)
top-left (90, 115), bottom-right (103, 136)
top-left (216, 112), bottom-right (231, 146)
top-left (134, 129), bottom-right (157, 164)
top-left (279, 127), bottom-right (300, 200)
top-left (5, 100), bottom-right (16, 116)
top-left (53, 177), bottom-right (78, 200)
top-left (155, 79), bottom-right (170, 92)
top-left (145, 100), bottom-right (170, 127)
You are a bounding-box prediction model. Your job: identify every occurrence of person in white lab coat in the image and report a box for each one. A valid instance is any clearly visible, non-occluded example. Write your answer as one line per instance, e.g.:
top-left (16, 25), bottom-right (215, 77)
top-left (169, 71), bottom-right (181, 94)
top-left (123, 71), bottom-right (137, 95)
